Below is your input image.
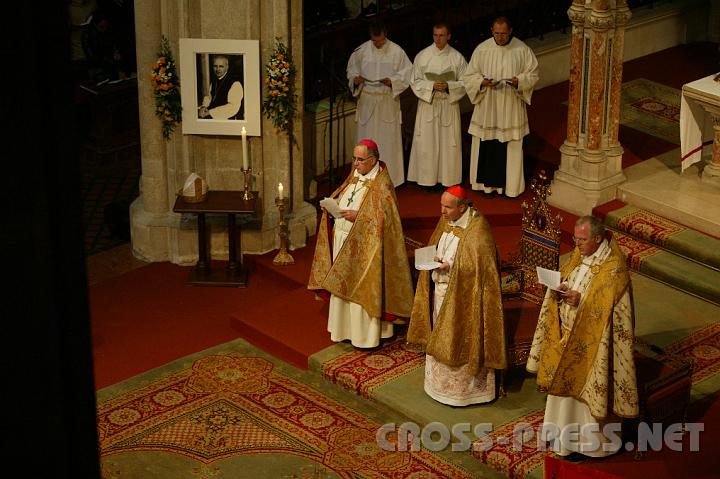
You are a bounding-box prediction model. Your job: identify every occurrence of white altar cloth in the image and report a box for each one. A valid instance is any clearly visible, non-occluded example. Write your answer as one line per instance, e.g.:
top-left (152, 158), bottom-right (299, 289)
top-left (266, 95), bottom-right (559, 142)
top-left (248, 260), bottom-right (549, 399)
top-left (680, 74), bottom-right (720, 172)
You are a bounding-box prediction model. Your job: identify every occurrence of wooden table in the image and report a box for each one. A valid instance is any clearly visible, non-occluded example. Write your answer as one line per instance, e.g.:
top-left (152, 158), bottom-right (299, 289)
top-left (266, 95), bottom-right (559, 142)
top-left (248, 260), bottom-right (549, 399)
top-left (173, 191), bottom-right (258, 287)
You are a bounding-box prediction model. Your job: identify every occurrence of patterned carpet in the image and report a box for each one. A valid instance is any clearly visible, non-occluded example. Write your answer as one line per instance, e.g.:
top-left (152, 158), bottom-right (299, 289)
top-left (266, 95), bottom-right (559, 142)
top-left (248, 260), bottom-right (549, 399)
top-left (97, 339), bottom-right (479, 478)
top-left (620, 78), bottom-right (681, 144)
top-left (605, 204), bottom-right (720, 270)
top-left (667, 322), bottom-right (720, 384)
top-left (321, 335), bottom-right (424, 399)
top-left (310, 317), bottom-right (720, 479)
top-left (598, 203), bottom-right (720, 305)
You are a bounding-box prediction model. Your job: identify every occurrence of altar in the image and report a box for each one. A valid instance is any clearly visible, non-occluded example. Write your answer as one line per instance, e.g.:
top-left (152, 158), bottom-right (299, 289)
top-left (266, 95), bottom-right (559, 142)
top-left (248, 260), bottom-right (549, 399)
top-left (680, 73), bottom-right (720, 187)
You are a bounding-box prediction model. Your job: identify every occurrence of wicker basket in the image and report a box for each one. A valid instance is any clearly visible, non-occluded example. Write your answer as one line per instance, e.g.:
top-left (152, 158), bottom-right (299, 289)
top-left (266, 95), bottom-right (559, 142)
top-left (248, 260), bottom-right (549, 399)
top-left (178, 177), bottom-right (207, 203)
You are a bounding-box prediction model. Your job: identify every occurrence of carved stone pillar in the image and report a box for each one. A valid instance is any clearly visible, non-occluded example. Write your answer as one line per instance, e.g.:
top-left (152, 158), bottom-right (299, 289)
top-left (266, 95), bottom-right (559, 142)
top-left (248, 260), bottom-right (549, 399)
top-left (129, 0), bottom-right (172, 261)
top-left (549, 0), bottom-right (632, 216)
top-left (702, 114), bottom-right (720, 187)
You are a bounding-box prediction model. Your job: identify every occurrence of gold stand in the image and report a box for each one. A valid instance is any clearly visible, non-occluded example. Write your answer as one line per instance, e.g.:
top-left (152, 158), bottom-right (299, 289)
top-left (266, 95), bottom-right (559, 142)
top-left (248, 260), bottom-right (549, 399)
top-left (273, 196), bottom-right (294, 265)
top-left (242, 168), bottom-right (254, 201)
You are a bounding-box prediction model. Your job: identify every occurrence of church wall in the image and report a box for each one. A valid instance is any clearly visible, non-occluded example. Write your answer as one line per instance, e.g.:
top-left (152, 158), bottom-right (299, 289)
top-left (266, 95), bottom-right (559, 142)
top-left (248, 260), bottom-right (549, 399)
top-left (527, 0), bottom-right (710, 91)
top-left (131, 0), bottom-right (316, 264)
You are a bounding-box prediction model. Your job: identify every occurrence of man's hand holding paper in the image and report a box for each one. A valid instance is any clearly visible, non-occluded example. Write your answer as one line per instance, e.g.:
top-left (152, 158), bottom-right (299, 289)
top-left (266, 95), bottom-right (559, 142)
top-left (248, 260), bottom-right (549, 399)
top-left (415, 245), bottom-right (441, 270)
top-left (536, 266), bottom-right (562, 291)
top-left (319, 197), bottom-right (343, 219)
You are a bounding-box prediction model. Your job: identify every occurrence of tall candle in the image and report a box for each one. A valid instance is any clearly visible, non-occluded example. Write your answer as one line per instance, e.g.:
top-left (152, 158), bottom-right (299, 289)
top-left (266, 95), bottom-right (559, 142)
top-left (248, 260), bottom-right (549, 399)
top-left (241, 126), bottom-right (249, 170)
top-left (278, 182), bottom-right (284, 199)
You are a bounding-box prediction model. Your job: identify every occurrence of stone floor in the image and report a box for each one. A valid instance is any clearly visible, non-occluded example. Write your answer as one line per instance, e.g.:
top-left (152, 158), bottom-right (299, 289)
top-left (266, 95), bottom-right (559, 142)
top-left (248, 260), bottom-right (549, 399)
top-left (618, 148), bottom-right (720, 238)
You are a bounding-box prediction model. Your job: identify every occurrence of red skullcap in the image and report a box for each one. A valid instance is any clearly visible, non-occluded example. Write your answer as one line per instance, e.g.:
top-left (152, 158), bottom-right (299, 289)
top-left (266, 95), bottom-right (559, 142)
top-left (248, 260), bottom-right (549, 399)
top-left (359, 139), bottom-right (379, 156)
top-left (445, 185), bottom-right (467, 199)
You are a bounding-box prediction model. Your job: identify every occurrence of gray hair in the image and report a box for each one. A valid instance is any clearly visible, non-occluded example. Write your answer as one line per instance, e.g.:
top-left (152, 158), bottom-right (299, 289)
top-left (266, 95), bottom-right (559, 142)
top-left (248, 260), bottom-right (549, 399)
top-left (575, 215), bottom-right (605, 239)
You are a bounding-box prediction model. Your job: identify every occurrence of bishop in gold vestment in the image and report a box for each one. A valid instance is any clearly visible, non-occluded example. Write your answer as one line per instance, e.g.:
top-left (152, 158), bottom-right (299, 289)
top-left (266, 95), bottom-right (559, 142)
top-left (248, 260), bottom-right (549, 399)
top-left (407, 186), bottom-right (506, 405)
top-left (527, 216), bottom-right (639, 457)
top-left (308, 139), bottom-right (414, 348)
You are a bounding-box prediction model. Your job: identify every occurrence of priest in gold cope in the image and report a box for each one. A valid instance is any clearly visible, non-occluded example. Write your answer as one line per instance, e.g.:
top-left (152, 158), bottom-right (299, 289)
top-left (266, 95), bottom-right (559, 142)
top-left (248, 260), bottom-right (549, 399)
top-left (408, 185), bottom-right (506, 405)
top-left (308, 139), bottom-right (414, 348)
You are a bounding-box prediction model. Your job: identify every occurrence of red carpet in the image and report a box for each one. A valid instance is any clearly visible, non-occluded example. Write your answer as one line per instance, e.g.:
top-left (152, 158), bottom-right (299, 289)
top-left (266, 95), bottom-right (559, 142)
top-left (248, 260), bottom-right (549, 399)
top-left (545, 391), bottom-right (720, 479)
top-left (90, 256), bottom-right (332, 389)
top-left (90, 190), bottom-right (562, 389)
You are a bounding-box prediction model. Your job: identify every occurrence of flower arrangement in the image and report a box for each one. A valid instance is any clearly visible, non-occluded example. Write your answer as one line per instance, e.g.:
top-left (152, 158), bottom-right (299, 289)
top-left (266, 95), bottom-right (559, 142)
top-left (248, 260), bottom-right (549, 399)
top-left (262, 38), bottom-right (296, 140)
top-left (149, 36), bottom-right (181, 140)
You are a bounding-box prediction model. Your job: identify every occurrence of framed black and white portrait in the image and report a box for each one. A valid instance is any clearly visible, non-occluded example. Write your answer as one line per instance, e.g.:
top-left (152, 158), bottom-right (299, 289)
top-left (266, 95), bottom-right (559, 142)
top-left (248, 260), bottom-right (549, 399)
top-left (179, 38), bottom-right (261, 136)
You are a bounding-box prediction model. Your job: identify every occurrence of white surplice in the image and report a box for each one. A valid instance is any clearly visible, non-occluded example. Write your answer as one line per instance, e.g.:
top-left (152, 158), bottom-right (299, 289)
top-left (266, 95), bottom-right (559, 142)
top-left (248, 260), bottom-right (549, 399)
top-left (424, 208), bottom-right (496, 406)
top-left (407, 43), bottom-right (467, 187)
top-left (327, 163), bottom-right (393, 347)
top-left (347, 39), bottom-right (412, 187)
top-left (463, 37), bottom-right (539, 197)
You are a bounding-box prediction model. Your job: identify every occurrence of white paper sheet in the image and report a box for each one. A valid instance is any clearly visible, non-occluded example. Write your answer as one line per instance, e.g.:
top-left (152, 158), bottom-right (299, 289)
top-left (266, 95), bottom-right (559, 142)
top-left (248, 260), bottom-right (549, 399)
top-left (319, 197), bottom-right (343, 219)
top-left (536, 266), bottom-right (562, 291)
top-left (415, 245), bottom-right (441, 270)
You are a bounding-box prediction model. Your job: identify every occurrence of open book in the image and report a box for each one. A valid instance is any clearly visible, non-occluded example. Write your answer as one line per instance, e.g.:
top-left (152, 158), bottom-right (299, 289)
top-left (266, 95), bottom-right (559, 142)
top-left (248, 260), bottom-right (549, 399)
top-left (426, 70), bottom-right (456, 82)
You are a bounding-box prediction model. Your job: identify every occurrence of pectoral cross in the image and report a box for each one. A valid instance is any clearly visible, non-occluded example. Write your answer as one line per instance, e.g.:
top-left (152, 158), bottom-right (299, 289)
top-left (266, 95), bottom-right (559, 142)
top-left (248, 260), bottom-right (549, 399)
top-left (345, 178), bottom-right (366, 207)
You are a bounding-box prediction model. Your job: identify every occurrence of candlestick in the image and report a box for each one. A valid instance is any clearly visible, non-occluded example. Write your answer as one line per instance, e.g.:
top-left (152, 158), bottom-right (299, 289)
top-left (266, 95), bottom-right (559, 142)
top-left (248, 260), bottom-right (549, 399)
top-left (278, 182), bottom-right (284, 199)
top-left (241, 167), bottom-right (254, 200)
top-left (273, 196), bottom-right (294, 265)
top-left (241, 127), bottom-right (249, 170)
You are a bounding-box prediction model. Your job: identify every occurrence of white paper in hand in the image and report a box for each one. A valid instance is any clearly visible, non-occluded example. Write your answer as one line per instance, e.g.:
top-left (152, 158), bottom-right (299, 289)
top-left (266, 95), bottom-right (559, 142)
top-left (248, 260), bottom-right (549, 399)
top-left (536, 266), bottom-right (562, 291)
top-left (415, 245), bottom-right (441, 270)
top-left (320, 197), bottom-right (342, 219)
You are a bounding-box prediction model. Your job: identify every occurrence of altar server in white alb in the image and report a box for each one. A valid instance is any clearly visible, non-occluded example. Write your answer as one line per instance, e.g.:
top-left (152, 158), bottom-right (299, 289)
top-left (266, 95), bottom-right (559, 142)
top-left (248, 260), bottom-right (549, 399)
top-left (463, 16), bottom-right (539, 197)
top-left (407, 23), bottom-right (468, 187)
top-left (347, 20), bottom-right (412, 187)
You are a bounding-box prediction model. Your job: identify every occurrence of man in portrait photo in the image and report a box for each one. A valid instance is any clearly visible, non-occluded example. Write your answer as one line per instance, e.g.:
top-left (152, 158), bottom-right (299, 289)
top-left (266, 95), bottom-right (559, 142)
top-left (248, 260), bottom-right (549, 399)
top-left (198, 53), bottom-right (244, 120)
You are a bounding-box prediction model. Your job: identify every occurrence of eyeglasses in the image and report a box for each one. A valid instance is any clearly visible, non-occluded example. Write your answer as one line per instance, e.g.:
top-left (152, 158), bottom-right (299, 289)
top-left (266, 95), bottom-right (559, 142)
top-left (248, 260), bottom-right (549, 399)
top-left (492, 32), bottom-right (511, 36)
top-left (353, 155), bottom-right (373, 162)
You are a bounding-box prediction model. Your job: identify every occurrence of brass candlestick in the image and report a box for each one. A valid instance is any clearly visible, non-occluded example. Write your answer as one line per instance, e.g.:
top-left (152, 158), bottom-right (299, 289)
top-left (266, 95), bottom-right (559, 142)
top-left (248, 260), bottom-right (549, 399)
top-left (273, 196), bottom-right (295, 265)
top-left (242, 167), bottom-right (254, 200)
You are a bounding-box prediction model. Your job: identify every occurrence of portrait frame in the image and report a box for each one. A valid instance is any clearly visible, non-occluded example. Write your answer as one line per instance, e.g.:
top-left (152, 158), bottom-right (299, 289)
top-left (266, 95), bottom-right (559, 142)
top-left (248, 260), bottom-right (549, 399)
top-left (179, 38), bottom-right (261, 136)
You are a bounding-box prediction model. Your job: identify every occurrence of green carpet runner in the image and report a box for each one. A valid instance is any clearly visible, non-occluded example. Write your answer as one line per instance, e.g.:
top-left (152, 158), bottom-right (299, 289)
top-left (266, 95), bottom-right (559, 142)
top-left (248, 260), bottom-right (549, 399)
top-left (598, 203), bottom-right (720, 305)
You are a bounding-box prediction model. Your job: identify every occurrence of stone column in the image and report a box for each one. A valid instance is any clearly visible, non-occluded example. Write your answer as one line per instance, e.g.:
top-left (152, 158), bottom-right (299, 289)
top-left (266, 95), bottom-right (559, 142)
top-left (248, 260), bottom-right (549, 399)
top-left (130, 0), bottom-right (173, 261)
top-left (549, 0), bottom-right (632, 216)
top-left (564, 0), bottom-right (586, 147)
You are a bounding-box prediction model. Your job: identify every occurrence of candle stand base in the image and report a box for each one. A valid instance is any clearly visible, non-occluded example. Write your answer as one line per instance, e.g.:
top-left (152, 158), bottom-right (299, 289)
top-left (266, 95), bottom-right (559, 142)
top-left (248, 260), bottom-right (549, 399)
top-left (273, 196), bottom-right (294, 265)
top-left (242, 168), bottom-right (254, 201)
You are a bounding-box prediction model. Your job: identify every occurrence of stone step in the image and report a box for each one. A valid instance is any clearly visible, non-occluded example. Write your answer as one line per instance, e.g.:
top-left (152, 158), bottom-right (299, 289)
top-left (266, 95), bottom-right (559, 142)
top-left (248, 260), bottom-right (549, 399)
top-left (603, 204), bottom-right (720, 272)
top-left (613, 230), bottom-right (720, 306)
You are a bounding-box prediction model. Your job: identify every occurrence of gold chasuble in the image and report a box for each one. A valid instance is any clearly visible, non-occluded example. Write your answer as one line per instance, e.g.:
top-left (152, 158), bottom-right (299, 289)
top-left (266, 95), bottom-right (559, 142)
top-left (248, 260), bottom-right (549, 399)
top-left (308, 162), bottom-right (413, 320)
top-left (527, 238), bottom-right (639, 420)
top-left (407, 209), bottom-right (506, 376)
